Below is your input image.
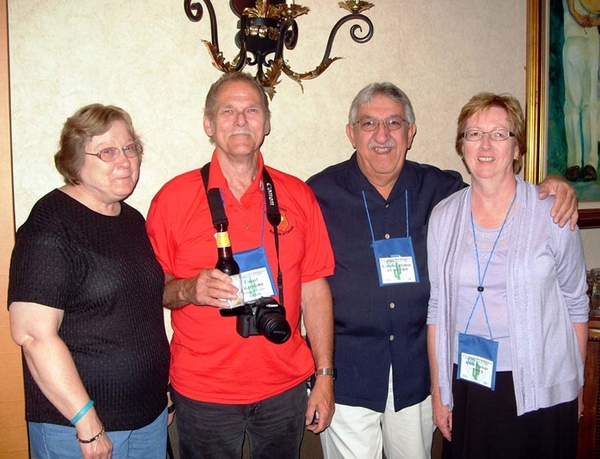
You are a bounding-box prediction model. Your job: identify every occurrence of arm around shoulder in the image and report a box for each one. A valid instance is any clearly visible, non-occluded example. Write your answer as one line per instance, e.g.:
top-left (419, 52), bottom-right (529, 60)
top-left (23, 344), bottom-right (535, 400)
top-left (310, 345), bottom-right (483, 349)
top-left (537, 175), bottom-right (578, 229)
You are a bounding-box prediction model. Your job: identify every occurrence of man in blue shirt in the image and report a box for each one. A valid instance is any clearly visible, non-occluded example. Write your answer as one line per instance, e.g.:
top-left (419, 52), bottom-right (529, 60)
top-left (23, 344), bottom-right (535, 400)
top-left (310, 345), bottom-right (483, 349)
top-left (307, 82), bottom-right (577, 459)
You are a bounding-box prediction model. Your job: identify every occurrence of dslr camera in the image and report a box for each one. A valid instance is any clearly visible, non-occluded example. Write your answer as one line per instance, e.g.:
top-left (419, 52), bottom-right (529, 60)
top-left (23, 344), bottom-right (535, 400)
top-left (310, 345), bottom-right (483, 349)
top-left (220, 297), bottom-right (291, 344)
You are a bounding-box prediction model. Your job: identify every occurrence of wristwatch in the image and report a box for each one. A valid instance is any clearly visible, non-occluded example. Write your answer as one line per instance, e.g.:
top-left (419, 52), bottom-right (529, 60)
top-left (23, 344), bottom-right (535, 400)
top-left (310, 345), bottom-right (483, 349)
top-left (315, 368), bottom-right (337, 380)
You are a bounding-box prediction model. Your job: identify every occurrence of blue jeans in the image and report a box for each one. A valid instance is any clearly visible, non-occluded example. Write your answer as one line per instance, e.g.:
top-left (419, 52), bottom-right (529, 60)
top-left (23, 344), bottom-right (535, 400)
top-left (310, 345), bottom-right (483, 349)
top-left (29, 408), bottom-right (167, 459)
top-left (172, 382), bottom-right (308, 459)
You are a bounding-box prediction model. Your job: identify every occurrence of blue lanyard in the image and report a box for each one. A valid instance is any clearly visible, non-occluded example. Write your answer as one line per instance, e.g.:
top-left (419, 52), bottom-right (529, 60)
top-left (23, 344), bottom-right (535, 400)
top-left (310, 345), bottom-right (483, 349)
top-left (362, 190), bottom-right (410, 242)
top-left (258, 182), bottom-right (267, 246)
top-left (464, 191), bottom-right (517, 339)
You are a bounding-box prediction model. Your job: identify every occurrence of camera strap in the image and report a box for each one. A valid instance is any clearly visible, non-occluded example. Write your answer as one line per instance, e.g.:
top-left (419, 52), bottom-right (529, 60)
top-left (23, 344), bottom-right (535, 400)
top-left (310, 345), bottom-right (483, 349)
top-left (200, 162), bottom-right (285, 307)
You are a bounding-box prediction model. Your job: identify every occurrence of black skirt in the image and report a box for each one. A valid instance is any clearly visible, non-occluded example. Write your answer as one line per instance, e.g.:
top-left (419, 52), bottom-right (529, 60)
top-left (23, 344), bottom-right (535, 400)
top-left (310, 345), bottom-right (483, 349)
top-left (443, 365), bottom-right (579, 459)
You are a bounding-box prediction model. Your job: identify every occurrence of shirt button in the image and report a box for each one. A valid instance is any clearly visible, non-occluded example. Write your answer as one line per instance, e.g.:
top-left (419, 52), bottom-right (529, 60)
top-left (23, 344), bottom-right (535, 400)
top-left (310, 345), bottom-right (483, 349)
top-left (246, 224), bottom-right (251, 229)
top-left (390, 335), bottom-right (395, 341)
top-left (385, 204), bottom-right (390, 208)
top-left (385, 234), bottom-right (390, 239)
top-left (389, 303), bottom-right (395, 309)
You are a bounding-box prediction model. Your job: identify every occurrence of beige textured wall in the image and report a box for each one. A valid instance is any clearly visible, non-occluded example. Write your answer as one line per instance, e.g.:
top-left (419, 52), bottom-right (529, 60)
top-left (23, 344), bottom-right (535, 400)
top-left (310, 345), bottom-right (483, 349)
top-left (6, 2), bottom-right (600, 269)
top-left (9, 0), bottom-right (599, 266)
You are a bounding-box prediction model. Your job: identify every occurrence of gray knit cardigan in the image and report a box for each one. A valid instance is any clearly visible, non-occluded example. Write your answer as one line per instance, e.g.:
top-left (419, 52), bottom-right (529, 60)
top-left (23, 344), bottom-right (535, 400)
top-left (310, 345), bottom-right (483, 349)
top-left (427, 175), bottom-right (589, 416)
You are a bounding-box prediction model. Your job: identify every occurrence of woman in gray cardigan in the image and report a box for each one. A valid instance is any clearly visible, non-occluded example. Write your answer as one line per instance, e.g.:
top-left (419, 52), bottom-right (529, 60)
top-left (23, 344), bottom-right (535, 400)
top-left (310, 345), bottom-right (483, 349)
top-left (427, 93), bottom-right (588, 459)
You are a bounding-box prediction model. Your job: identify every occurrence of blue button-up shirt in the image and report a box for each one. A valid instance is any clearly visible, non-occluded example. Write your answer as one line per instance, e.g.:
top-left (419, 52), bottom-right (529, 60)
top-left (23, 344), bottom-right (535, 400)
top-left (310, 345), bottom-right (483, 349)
top-left (307, 153), bottom-right (465, 412)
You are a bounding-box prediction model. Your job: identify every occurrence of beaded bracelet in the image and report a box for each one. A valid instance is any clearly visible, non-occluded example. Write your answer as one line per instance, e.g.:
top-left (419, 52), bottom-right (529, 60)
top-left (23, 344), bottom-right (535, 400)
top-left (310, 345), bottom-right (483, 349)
top-left (76, 426), bottom-right (105, 444)
top-left (70, 400), bottom-right (94, 426)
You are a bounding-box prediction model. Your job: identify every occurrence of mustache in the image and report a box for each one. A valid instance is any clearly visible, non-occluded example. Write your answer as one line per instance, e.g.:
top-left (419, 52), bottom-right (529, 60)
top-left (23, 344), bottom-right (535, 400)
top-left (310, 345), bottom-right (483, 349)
top-left (368, 140), bottom-right (397, 149)
top-left (229, 130), bottom-right (252, 136)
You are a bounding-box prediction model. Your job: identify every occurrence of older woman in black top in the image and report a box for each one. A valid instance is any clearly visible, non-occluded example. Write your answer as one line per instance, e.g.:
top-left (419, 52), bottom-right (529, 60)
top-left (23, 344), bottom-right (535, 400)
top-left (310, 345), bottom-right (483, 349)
top-left (8, 104), bottom-right (170, 459)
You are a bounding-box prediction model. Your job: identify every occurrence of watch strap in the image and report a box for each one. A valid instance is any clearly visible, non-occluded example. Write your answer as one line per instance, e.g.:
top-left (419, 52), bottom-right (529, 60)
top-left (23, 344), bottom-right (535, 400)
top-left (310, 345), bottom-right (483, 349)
top-left (315, 368), bottom-right (337, 379)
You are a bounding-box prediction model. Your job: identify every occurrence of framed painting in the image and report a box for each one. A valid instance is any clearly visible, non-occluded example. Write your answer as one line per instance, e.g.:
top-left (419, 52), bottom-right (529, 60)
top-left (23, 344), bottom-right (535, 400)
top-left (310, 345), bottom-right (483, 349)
top-left (526, 0), bottom-right (600, 228)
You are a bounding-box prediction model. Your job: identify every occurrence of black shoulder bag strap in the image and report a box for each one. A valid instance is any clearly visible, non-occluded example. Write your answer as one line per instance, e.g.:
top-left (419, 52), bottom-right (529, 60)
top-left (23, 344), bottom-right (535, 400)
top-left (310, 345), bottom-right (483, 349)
top-left (261, 168), bottom-right (284, 308)
top-left (200, 163), bottom-right (284, 307)
top-left (201, 163), bottom-right (228, 227)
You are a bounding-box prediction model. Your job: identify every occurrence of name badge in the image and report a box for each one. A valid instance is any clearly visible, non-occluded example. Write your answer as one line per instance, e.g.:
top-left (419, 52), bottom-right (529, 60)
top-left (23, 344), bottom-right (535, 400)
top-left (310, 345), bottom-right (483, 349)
top-left (235, 246), bottom-right (277, 302)
top-left (241, 267), bottom-right (275, 302)
top-left (457, 333), bottom-right (498, 390)
top-left (378, 255), bottom-right (417, 284)
top-left (371, 236), bottom-right (420, 286)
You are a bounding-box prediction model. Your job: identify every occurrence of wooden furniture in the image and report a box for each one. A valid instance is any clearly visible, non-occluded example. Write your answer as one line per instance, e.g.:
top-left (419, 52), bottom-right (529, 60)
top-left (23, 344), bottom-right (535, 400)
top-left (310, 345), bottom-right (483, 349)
top-left (577, 316), bottom-right (600, 459)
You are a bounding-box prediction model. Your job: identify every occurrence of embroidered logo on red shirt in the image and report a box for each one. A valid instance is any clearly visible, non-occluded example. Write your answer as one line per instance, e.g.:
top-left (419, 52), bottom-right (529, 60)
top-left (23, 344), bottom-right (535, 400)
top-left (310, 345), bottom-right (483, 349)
top-left (272, 208), bottom-right (294, 235)
top-left (278, 209), bottom-right (290, 232)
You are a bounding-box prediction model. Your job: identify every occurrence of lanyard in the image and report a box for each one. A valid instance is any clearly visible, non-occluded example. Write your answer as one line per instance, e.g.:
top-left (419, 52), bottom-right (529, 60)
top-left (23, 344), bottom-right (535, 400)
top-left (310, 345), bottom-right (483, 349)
top-left (362, 190), bottom-right (410, 241)
top-left (464, 192), bottom-right (516, 339)
top-left (200, 163), bottom-right (284, 307)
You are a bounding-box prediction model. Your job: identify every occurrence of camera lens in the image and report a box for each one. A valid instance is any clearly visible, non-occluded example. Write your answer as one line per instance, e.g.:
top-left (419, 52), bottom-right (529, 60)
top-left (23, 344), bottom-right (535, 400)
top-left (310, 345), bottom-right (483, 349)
top-left (256, 309), bottom-right (291, 344)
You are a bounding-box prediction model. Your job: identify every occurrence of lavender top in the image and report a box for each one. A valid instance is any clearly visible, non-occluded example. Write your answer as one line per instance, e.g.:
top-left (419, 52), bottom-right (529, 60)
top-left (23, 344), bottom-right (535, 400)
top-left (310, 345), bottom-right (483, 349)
top-left (427, 176), bottom-right (588, 415)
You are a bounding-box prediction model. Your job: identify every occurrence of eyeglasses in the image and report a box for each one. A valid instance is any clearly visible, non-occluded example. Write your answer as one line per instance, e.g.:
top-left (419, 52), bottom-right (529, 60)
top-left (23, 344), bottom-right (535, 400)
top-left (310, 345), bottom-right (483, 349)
top-left (462, 128), bottom-right (515, 142)
top-left (85, 143), bottom-right (142, 162)
top-left (353, 117), bottom-right (409, 132)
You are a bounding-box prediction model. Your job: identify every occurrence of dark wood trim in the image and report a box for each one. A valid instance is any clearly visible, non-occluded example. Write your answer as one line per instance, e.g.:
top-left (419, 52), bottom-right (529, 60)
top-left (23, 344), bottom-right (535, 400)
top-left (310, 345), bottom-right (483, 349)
top-left (580, 209), bottom-right (600, 229)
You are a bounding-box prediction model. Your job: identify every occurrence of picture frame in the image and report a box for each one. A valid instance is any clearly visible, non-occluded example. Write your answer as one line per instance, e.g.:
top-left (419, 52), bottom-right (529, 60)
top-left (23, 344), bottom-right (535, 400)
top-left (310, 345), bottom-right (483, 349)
top-left (525, 0), bottom-right (600, 228)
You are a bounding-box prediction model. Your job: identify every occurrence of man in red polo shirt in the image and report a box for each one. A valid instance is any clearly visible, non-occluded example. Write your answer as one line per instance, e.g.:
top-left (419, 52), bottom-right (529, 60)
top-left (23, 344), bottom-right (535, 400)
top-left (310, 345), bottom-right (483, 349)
top-left (146, 72), bottom-right (335, 459)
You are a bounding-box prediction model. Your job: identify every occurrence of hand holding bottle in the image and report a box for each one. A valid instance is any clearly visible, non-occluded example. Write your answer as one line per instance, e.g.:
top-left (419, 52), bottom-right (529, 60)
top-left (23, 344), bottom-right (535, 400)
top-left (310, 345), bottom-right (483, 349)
top-left (164, 269), bottom-right (244, 310)
top-left (163, 222), bottom-right (245, 310)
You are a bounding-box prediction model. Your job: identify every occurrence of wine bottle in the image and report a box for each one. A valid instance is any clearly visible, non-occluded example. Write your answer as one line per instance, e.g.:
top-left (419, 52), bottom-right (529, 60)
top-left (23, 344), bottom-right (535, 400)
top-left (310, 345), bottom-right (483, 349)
top-left (215, 222), bottom-right (244, 308)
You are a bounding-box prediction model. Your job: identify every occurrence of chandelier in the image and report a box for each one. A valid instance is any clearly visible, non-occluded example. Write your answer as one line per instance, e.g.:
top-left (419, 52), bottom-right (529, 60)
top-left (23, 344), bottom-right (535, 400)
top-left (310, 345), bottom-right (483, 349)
top-left (184, 0), bottom-right (375, 98)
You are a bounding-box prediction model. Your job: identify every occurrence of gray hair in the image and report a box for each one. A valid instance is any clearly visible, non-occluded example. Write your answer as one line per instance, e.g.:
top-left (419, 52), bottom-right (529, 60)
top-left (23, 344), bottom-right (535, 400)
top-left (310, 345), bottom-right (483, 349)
top-left (204, 72), bottom-right (271, 124)
top-left (348, 82), bottom-right (416, 125)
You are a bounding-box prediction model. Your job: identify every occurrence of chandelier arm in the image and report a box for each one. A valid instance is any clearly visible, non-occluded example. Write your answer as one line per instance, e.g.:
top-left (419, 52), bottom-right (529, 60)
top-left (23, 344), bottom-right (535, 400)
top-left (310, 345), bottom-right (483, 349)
top-left (276, 13), bottom-right (373, 82)
top-left (274, 18), bottom-right (299, 60)
top-left (186, 0), bottom-right (249, 72)
top-left (183, 0), bottom-right (203, 22)
top-left (281, 56), bottom-right (343, 81)
top-left (184, 0), bottom-right (220, 50)
top-left (231, 14), bottom-right (249, 72)
top-left (261, 18), bottom-right (297, 69)
top-left (319, 13), bottom-right (374, 67)
top-left (184, 1), bottom-right (376, 96)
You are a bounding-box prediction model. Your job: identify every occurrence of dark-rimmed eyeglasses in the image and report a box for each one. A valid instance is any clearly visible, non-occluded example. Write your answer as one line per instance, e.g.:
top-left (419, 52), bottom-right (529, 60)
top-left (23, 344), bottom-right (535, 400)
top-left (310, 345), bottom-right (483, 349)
top-left (85, 143), bottom-right (142, 162)
top-left (353, 117), bottom-right (409, 132)
top-left (462, 128), bottom-right (515, 142)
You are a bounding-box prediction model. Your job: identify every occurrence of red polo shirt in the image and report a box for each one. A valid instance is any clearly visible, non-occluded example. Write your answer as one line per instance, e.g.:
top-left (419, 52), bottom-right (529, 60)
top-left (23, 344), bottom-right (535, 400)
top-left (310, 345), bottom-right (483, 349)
top-left (147, 152), bottom-right (334, 404)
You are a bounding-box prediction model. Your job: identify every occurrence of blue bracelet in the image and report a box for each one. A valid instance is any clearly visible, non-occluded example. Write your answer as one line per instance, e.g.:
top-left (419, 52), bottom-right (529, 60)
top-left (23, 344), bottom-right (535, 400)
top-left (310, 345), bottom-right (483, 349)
top-left (70, 400), bottom-right (94, 426)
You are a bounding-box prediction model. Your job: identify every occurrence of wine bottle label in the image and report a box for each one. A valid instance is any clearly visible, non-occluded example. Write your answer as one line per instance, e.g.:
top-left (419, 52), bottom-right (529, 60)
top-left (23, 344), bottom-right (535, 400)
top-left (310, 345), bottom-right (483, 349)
top-left (222, 273), bottom-right (245, 308)
top-left (216, 231), bottom-right (231, 248)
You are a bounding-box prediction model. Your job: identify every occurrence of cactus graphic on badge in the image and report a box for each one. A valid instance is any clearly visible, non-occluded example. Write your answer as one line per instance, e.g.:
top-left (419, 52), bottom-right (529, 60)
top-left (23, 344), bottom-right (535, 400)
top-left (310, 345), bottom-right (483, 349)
top-left (393, 262), bottom-right (402, 280)
top-left (473, 361), bottom-right (482, 381)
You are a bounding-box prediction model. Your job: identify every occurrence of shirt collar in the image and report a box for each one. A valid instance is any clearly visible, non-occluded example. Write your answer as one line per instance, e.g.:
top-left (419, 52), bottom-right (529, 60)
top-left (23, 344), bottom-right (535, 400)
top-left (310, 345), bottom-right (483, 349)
top-left (207, 151), bottom-right (265, 198)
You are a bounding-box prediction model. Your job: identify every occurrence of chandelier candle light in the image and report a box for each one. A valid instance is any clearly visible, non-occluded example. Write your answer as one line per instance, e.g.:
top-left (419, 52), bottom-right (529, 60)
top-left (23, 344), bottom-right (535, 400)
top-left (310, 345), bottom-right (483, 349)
top-left (184, 0), bottom-right (375, 98)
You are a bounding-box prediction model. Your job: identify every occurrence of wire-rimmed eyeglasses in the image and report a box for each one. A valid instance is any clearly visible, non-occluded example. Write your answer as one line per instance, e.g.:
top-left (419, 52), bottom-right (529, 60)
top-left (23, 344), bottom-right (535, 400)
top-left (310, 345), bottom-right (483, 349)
top-left (353, 117), bottom-right (409, 132)
top-left (462, 128), bottom-right (515, 142)
top-left (85, 143), bottom-right (142, 162)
